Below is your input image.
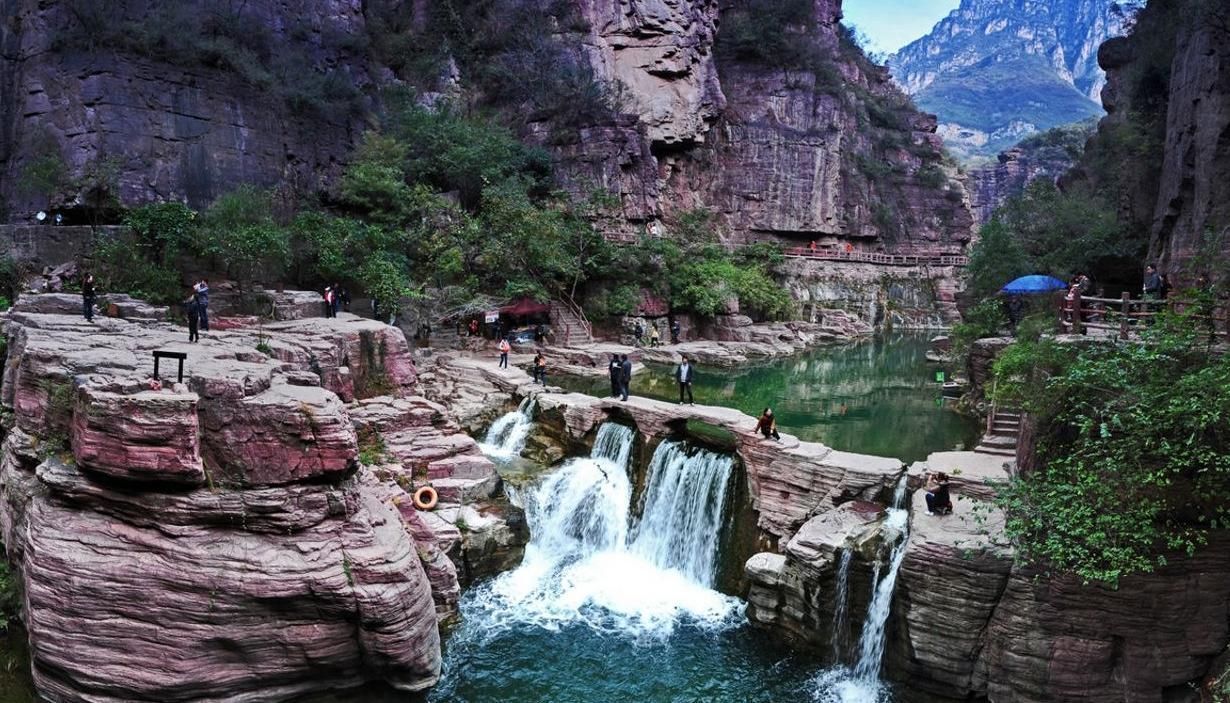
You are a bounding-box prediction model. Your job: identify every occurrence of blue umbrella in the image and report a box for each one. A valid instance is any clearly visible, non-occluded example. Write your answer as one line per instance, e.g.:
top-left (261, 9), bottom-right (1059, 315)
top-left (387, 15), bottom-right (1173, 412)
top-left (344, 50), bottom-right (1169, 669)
top-left (1001, 275), bottom-right (1068, 294)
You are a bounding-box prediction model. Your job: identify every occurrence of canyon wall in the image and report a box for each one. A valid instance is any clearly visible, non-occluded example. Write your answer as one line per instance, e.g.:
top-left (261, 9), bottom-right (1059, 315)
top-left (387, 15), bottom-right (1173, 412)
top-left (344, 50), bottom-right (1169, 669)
top-left (0, 0), bottom-right (375, 218)
top-left (0, 0), bottom-right (973, 259)
top-left (1073, 0), bottom-right (1230, 287)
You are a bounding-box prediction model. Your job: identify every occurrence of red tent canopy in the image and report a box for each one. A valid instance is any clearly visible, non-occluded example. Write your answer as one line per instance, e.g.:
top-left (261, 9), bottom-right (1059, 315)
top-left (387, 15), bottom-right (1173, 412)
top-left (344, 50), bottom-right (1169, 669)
top-left (499, 298), bottom-right (549, 316)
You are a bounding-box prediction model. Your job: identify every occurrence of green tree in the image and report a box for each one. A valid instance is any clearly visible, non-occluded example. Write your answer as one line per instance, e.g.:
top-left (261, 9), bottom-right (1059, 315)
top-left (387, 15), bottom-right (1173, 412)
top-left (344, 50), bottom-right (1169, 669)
top-left (965, 217), bottom-right (1029, 299)
top-left (199, 187), bottom-right (289, 298)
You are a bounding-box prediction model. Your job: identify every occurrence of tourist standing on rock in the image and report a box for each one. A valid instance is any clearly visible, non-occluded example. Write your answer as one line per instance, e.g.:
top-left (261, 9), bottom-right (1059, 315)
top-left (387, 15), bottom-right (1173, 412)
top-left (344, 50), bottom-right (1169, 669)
top-left (670, 319), bottom-right (681, 345)
top-left (184, 287), bottom-right (201, 343)
top-left (533, 352), bottom-right (547, 385)
top-left (469, 318), bottom-right (479, 337)
top-left (608, 355), bottom-right (622, 397)
top-left (634, 321), bottom-right (644, 347)
top-left (676, 355), bottom-right (695, 405)
top-left (81, 273), bottom-right (96, 323)
top-left (924, 472), bottom-right (952, 516)
top-left (620, 354), bottom-right (632, 401)
top-left (331, 283), bottom-right (343, 316)
top-left (649, 324), bottom-right (660, 347)
top-left (498, 337), bottom-right (511, 369)
top-left (193, 279), bottom-right (210, 332)
top-left (754, 408), bottom-right (780, 441)
top-left (323, 286), bottom-right (335, 318)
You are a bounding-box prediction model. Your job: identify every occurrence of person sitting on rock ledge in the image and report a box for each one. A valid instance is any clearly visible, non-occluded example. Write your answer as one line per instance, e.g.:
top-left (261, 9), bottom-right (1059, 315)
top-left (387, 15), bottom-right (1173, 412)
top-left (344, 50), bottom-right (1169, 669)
top-left (924, 472), bottom-right (952, 516)
top-left (533, 352), bottom-right (547, 385)
top-left (754, 408), bottom-right (780, 441)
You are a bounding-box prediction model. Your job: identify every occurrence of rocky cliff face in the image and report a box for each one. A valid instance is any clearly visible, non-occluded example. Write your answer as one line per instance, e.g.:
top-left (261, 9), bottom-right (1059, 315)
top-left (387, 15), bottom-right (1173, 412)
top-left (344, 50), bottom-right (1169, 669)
top-left (552, 0), bottom-right (972, 251)
top-left (0, 0), bottom-right (375, 218)
top-left (1068, 0), bottom-right (1230, 288)
top-left (967, 120), bottom-right (1095, 224)
top-left (890, 0), bottom-right (1123, 161)
top-left (0, 0), bottom-right (972, 256)
top-left (0, 295), bottom-right (524, 700)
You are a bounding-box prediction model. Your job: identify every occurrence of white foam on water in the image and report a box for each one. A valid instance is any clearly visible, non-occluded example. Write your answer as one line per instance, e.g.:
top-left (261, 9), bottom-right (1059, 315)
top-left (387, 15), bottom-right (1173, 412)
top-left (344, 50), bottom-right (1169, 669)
top-left (479, 397), bottom-right (536, 460)
top-left (464, 426), bottom-right (742, 640)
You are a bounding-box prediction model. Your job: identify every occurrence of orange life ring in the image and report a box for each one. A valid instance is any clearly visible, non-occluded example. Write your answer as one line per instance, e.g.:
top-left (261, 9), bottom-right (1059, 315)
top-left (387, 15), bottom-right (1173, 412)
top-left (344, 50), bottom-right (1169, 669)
top-left (412, 486), bottom-right (438, 511)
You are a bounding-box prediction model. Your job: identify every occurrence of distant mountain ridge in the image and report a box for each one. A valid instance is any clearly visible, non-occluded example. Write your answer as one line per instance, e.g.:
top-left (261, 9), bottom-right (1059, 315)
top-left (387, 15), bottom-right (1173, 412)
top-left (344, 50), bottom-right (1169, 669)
top-left (889, 0), bottom-right (1129, 162)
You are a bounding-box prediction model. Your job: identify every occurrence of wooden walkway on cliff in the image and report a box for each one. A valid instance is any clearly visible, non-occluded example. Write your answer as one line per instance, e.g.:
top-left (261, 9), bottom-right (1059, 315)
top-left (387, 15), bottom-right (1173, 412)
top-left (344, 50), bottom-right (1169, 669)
top-left (782, 247), bottom-right (969, 267)
top-left (602, 232), bottom-right (969, 267)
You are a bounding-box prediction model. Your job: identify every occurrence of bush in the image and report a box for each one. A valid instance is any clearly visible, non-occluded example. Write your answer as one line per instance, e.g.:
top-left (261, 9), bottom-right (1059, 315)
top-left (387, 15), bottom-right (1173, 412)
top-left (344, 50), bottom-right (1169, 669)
top-left (0, 559), bottom-right (20, 631)
top-left (993, 317), bottom-right (1230, 585)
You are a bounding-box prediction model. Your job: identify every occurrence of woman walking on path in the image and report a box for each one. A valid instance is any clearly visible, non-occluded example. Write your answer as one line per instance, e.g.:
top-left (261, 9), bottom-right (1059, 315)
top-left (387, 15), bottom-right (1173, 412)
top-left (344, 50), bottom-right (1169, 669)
top-left (754, 408), bottom-right (781, 440)
top-left (498, 337), bottom-right (511, 369)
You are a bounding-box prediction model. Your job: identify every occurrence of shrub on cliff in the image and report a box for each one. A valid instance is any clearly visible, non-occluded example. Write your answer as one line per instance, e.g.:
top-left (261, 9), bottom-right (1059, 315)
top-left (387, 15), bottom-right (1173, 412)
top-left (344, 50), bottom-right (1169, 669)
top-left (993, 316), bottom-right (1230, 585)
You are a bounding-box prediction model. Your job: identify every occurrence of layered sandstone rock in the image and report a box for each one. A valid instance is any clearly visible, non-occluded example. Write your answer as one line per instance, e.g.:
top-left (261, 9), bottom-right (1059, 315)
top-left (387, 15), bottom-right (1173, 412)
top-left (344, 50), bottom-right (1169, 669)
top-left (0, 295), bottom-right (524, 700)
top-left (742, 447), bottom-right (1230, 702)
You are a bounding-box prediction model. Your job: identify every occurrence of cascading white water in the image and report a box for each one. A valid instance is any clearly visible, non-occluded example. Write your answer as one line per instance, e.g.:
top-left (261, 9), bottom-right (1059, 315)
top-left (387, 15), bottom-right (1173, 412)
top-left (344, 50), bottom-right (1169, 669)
top-left (831, 549), bottom-right (854, 662)
top-left (852, 512), bottom-right (909, 681)
top-left (480, 396), bottom-right (536, 460)
top-left (469, 427), bottom-right (740, 637)
top-left (891, 474), bottom-right (909, 509)
top-left (814, 501), bottom-right (911, 703)
top-left (628, 441), bottom-right (733, 586)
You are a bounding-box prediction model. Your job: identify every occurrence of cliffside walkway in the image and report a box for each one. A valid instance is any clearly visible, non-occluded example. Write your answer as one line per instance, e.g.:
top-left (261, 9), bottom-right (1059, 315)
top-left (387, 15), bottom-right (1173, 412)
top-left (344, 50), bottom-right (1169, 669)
top-left (783, 247), bottom-right (969, 267)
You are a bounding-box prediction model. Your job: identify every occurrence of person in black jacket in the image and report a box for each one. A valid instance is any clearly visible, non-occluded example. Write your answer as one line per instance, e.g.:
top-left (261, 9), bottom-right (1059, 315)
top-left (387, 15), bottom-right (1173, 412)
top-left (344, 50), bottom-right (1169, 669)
top-left (81, 273), bottom-right (96, 322)
top-left (924, 472), bottom-right (952, 516)
top-left (184, 287), bottom-right (201, 343)
top-left (675, 355), bottom-right (695, 405)
top-left (608, 355), bottom-right (622, 398)
top-left (619, 354), bottom-right (632, 401)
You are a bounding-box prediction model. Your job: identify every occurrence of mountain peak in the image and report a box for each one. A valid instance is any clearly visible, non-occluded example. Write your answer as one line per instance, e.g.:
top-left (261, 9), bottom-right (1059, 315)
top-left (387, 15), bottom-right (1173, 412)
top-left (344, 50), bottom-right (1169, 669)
top-left (890, 0), bottom-right (1131, 162)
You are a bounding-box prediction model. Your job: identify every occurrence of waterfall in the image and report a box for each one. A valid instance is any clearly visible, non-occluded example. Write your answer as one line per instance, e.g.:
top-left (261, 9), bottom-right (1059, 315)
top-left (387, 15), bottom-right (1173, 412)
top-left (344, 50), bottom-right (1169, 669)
top-left (852, 516), bottom-right (909, 681)
top-left (480, 396), bottom-right (536, 460)
top-left (469, 427), bottom-right (740, 637)
top-left (629, 441), bottom-right (733, 586)
top-left (891, 474), bottom-right (909, 509)
top-left (812, 506), bottom-right (910, 702)
top-left (831, 549), bottom-right (854, 662)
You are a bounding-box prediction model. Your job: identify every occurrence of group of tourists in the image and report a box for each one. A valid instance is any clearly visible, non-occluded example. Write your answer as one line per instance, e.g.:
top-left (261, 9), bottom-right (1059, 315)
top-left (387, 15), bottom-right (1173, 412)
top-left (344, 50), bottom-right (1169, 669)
top-left (631, 319), bottom-right (682, 347)
top-left (322, 284), bottom-right (350, 318)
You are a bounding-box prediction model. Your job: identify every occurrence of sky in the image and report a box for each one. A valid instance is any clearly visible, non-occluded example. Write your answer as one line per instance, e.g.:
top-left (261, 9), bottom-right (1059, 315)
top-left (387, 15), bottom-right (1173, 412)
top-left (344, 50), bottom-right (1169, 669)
top-left (841, 0), bottom-right (963, 56)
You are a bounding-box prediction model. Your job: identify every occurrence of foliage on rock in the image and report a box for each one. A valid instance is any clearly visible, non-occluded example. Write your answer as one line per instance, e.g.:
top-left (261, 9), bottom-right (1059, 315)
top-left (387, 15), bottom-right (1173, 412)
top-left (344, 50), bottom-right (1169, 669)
top-left (992, 314), bottom-right (1230, 585)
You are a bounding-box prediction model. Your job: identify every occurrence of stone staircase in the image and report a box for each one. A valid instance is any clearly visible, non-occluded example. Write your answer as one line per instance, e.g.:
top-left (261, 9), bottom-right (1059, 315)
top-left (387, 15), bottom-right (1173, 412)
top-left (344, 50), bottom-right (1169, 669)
top-left (548, 300), bottom-right (593, 347)
top-left (975, 408), bottom-right (1021, 457)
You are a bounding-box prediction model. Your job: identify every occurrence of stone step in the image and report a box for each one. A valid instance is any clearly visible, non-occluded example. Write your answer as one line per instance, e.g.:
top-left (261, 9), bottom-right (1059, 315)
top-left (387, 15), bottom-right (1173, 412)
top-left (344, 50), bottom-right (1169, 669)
top-left (975, 446), bottom-right (1017, 457)
top-left (431, 476), bottom-right (500, 504)
top-left (978, 434), bottom-right (1018, 449)
top-left (427, 454), bottom-right (498, 481)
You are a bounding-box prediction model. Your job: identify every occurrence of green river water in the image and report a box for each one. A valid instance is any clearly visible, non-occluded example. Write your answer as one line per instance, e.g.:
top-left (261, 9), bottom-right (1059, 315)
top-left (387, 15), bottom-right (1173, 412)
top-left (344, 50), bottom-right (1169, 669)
top-left (554, 333), bottom-right (978, 463)
top-left (0, 334), bottom-right (970, 703)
